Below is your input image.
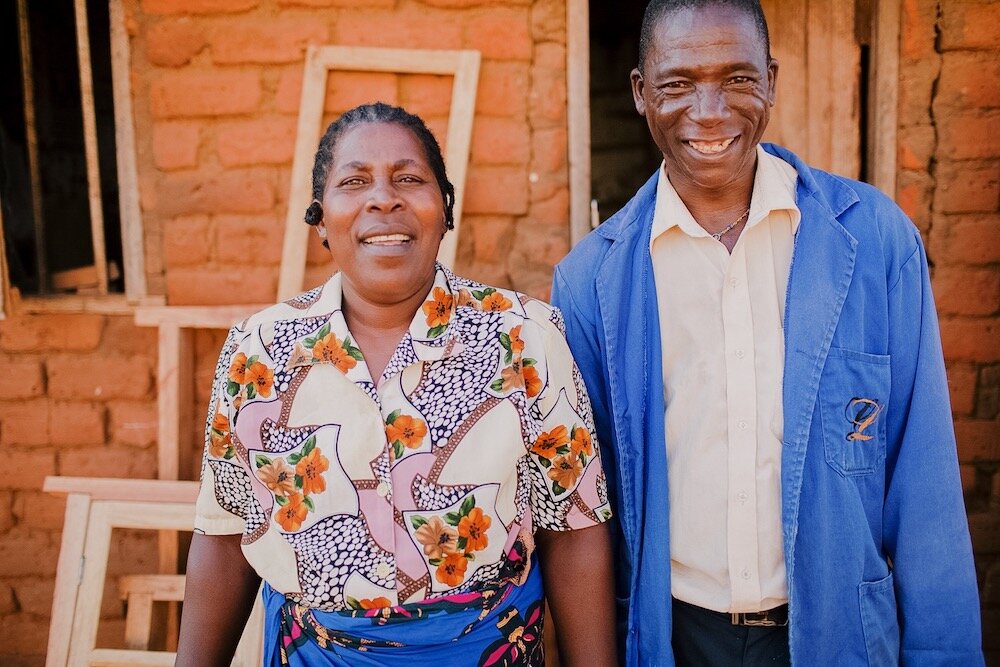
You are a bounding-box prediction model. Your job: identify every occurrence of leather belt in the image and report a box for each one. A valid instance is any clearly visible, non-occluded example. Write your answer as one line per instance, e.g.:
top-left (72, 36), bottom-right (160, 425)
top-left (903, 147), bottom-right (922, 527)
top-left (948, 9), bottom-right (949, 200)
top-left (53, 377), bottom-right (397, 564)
top-left (729, 605), bottom-right (788, 627)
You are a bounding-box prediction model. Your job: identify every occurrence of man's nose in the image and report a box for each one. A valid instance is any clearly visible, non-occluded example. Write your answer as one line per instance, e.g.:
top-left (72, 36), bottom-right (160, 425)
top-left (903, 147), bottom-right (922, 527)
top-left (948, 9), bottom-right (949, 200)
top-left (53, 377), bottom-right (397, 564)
top-left (688, 85), bottom-right (729, 124)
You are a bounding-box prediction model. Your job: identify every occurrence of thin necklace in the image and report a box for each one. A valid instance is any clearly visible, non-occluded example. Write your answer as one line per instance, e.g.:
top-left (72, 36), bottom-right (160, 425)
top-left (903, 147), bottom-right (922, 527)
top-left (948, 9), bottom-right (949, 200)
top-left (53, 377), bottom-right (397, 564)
top-left (710, 207), bottom-right (751, 241)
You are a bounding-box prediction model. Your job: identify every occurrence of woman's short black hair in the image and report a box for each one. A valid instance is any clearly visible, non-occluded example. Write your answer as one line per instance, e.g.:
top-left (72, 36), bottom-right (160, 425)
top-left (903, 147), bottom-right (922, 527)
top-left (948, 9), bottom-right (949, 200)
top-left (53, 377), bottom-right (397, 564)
top-left (304, 102), bottom-right (455, 248)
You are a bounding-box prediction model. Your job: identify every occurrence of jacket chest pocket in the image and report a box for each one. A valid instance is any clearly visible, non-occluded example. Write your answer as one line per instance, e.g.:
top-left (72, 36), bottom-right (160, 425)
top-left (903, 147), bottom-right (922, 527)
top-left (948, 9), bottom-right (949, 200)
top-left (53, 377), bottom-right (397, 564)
top-left (819, 347), bottom-right (890, 476)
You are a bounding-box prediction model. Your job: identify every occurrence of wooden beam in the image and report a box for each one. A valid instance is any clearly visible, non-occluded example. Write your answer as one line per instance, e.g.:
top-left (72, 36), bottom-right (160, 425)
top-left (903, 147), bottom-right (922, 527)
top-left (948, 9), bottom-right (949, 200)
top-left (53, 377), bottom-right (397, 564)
top-left (134, 304), bottom-right (260, 329)
top-left (868, 0), bottom-right (900, 196)
top-left (567, 0), bottom-right (592, 245)
top-left (43, 476), bottom-right (199, 503)
top-left (46, 493), bottom-right (91, 666)
top-left (109, 0), bottom-right (147, 301)
top-left (89, 649), bottom-right (177, 667)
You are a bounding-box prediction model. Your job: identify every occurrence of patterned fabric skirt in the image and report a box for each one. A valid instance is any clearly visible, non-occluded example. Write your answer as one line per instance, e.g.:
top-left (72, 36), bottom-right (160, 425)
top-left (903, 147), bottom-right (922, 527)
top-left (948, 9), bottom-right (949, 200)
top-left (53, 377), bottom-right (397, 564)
top-left (262, 560), bottom-right (545, 666)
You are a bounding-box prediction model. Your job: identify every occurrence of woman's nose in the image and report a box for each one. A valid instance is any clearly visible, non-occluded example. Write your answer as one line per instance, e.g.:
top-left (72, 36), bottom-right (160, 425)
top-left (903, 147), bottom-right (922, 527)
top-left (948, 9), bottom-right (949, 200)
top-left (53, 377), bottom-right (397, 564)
top-left (366, 179), bottom-right (403, 212)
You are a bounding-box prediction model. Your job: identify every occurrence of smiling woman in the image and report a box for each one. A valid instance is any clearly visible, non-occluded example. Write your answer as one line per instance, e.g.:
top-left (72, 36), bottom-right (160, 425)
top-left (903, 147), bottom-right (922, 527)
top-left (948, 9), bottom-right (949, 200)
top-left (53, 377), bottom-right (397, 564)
top-left (175, 103), bottom-right (617, 667)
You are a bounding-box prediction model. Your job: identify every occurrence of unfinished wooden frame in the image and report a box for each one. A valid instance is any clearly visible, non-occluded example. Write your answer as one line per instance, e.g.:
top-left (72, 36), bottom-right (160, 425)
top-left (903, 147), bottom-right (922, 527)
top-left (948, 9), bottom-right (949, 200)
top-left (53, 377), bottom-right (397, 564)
top-left (567, 0), bottom-right (592, 246)
top-left (44, 476), bottom-right (263, 666)
top-left (867, 0), bottom-right (900, 197)
top-left (278, 45), bottom-right (481, 300)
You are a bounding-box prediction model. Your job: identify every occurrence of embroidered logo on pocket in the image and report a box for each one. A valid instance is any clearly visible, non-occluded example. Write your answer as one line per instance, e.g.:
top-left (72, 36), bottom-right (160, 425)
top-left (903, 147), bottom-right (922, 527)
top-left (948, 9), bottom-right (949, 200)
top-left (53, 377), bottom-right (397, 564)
top-left (845, 398), bottom-right (882, 442)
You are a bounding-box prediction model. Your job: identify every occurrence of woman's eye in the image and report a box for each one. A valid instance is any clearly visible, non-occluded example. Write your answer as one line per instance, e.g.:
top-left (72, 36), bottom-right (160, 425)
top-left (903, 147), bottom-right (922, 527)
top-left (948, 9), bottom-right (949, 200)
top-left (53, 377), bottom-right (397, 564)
top-left (339, 177), bottom-right (366, 187)
top-left (397, 175), bottom-right (423, 184)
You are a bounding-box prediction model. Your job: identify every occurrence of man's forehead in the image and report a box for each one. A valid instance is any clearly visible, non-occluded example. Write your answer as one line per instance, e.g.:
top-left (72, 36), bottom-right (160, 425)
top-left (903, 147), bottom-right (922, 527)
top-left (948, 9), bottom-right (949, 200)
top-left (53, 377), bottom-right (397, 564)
top-left (648, 3), bottom-right (765, 58)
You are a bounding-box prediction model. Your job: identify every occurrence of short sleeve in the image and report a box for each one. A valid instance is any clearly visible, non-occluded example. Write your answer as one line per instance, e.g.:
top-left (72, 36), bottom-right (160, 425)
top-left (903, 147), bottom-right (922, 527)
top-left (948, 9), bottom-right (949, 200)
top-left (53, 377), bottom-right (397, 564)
top-left (525, 309), bottom-right (612, 532)
top-left (194, 326), bottom-right (253, 535)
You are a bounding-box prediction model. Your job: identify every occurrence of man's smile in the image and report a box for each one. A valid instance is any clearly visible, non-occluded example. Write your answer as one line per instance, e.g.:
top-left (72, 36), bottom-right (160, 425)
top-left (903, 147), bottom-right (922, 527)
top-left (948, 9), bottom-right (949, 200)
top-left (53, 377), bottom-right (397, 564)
top-left (685, 137), bottom-right (737, 154)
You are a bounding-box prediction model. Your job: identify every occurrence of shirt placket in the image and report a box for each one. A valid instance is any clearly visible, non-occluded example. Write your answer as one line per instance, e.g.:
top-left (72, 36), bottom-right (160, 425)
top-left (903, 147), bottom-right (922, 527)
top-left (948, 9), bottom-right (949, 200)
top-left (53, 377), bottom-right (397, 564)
top-left (722, 241), bottom-right (763, 610)
top-left (367, 373), bottom-right (400, 594)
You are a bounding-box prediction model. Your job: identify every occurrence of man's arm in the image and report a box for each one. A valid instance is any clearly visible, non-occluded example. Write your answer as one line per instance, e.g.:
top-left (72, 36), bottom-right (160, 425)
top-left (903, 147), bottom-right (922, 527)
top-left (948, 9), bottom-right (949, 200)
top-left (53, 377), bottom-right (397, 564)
top-left (883, 235), bottom-right (982, 662)
top-left (175, 533), bottom-right (261, 666)
top-left (536, 524), bottom-right (616, 666)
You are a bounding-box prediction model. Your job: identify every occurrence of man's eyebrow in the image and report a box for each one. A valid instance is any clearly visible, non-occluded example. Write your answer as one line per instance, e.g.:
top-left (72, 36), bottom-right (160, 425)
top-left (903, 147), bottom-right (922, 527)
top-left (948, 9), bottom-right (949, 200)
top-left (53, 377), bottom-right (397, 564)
top-left (656, 62), bottom-right (762, 77)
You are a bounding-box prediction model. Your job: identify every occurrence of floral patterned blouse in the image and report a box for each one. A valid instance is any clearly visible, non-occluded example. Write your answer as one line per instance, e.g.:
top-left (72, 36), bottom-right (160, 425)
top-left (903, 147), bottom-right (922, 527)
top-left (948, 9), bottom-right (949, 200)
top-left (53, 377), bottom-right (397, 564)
top-left (195, 264), bottom-right (611, 611)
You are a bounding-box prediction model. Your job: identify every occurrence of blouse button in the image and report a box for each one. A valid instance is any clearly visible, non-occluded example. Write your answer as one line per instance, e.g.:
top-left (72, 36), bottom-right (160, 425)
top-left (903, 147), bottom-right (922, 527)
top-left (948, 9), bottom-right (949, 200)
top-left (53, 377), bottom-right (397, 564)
top-left (376, 481), bottom-right (390, 498)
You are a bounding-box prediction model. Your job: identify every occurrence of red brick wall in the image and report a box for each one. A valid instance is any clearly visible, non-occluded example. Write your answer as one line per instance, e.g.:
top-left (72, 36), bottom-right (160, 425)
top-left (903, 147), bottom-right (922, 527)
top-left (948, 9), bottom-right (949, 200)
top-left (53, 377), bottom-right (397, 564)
top-left (898, 0), bottom-right (1000, 656)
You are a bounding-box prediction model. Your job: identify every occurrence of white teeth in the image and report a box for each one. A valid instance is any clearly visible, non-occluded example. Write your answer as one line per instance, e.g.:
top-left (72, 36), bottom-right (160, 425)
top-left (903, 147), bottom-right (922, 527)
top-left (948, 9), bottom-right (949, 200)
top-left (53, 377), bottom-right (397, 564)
top-left (689, 137), bottom-right (735, 154)
top-left (363, 233), bottom-right (411, 245)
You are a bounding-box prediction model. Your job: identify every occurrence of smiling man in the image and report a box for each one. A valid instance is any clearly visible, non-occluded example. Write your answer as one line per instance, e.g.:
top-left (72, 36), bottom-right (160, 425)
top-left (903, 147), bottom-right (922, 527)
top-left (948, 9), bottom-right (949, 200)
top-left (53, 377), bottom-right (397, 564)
top-left (552, 1), bottom-right (983, 665)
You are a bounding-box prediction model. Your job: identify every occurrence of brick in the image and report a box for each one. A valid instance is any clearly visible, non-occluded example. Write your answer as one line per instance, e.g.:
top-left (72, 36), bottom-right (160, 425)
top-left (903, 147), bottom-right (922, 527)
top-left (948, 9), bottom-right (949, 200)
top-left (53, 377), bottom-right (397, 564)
top-left (154, 169), bottom-right (275, 217)
top-left (969, 512), bottom-right (1000, 554)
top-left (530, 172), bottom-right (568, 204)
top-left (324, 72), bottom-right (399, 115)
top-left (0, 491), bottom-right (13, 535)
top-left (464, 166), bottom-right (529, 215)
top-left (0, 358), bottom-right (44, 400)
top-left (528, 189), bottom-right (570, 226)
top-left (534, 42), bottom-right (566, 70)
top-left (332, 11), bottom-right (463, 50)
top-left (418, 0), bottom-right (531, 6)
top-left (11, 578), bottom-right (53, 617)
top-left (532, 127), bottom-right (567, 174)
top-left (49, 401), bottom-right (106, 447)
top-left (142, 0), bottom-right (258, 14)
top-left (947, 364), bottom-right (978, 417)
top-left (107, 400), bottom-right (157, 448)
top-left (896, 125), bottom-right (934, 171)
top-left (476, 62), bottom-right (529, 118)
top-left (47, 355), bottom-right (153, 401)
top-left (275, 67), bottom-right (304, 114)
top-left (103, 317), bottom-right (158, 359)
top-left (0, 451), bottom-right (55, 491)
top-left (59, 446), bottom-right (158, 479)
top-left (399, 74), bottom-right (454, 118)
top-left (933, 267), bottom-right (1000, 317)
top-left (977, 365), bottom-right (1000, 420)
top-left (936, 111), bottom-right (1000, 161)
top-left (939, 0), bottom-right (1000, 51)
top-left (0, 612), bottom-right (53, 657)
top-left (895, 171), bottom-right (933, 231)
top-left (935, 161), bottom-right (1000, 214)
top-left (163, 215), bottom-right (213, 268)
top-left (215, 117), bottom-right (296, 167)
top-left (530, 66), bottom-right (567, 127)
top-left (279, 0), bottom-right (393, 5)
top-left (467, 215), bottom-right (515, 263)
top-left (465, 9), bottom-right (533, 61)
top-left (938, 52), bottom-right (1000, 109)
top-left (106, 530), bottom-right (160, 576)
top-left (954, 419), bottom-right (1000, 462)
top-left (941, 319), bottom-right (1000, 364)
top-left (150, 70), bottom-right (262, 119)
top-left (900, 0), bottom-right (938, 61)
top-left (166, 267), bottom-right (278, 305)
top-left (214, 215), bottom-right (283, 265)
top-left (12, 491), bottom-right (65, 531)
top-left (0, 580), bottom-right (15, 614)
top-left (896, 57), bottom-right (939, 128)
top-left (209, 18), bottom-right (328, 64)
top-left (531, 0), bottom-right (566, 42)
top-left (152, 122), bottom-right (200, 170)
top-left (0, 314), bottom-right (104, 353)
top-left (471, 117), bottom-right (531, 166)
top-left (984, 560), bottom-right (1000, 605)
top-left (145, 18), bottom-right (206, 66)
top-left (929, 213), bottom-right (1000, 266)
top-left (0, 401), bottom-right (51, 447)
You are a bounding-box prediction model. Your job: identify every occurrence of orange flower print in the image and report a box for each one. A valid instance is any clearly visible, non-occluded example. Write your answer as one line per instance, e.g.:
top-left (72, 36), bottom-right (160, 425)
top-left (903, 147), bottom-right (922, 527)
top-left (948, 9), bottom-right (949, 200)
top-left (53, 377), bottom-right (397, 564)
top-left (422, 287), bottom-right (454, 330)
top-left (359, 597), bottom-right (392, 610)
top-left (209, 411), bottom-right (231, 458)
top-left (258, 457), bottom-right (297, 497)
top-left (531, 425), bottom-right (569, 458)
top-left (548, 451), bottom-right (584, 491)
top-left (456, 289), bottom-right (480, 310)
top-left (276, 493), bottom-right (308, 532)
top-left (228, 352), bottom-right (248, 384)
top-left (312, 333), bottom-right (358, 373)
top-left (571, 426), bottom-right (593, 457)
top-left (481, 291), bottom-right (513, 312)
top-left (458, 507), bottom-right (491, 553)
top-left (245, 360), bottom-right (274, 398)
top-left (508, 326), bottom-right (525, 356)
top-left (296, 447), bottom-right (329, 496)
top-left (435, 552), bottom-right (468, 588)
top-left (385, 414), bottom-right (428, 450)
top-left (414, 515), bottom-right (459, 560)
top-left (500, 362), bottom-right (526, 392)
top-left (523, 364), bottom-right (542, 398)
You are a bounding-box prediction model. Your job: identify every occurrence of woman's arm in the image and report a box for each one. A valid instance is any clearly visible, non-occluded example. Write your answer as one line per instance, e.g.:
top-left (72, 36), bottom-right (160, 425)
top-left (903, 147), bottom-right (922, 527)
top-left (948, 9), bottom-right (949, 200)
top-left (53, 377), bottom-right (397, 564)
top-left (175, 533), bottom-right (261, 666)
top-left (535, 523), bottom-right (617, 666)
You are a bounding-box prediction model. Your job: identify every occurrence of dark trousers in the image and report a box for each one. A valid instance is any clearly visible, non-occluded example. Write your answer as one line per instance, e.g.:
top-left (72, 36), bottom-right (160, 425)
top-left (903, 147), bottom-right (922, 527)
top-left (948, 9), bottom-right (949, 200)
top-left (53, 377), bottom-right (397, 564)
top-left (671, 598), bottom-right (791, 667)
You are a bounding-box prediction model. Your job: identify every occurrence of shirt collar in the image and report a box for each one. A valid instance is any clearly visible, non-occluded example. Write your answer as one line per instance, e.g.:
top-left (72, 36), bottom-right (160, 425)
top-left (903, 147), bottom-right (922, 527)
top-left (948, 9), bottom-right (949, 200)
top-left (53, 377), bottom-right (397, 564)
top-left (649, 145), bottom-right (800, 251)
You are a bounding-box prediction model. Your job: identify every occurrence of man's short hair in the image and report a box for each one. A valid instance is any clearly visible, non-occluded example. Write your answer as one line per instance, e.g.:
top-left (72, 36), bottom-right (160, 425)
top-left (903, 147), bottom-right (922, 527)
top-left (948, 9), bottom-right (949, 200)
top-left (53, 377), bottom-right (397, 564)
top-left (638, 0), bottom-right (772, 72)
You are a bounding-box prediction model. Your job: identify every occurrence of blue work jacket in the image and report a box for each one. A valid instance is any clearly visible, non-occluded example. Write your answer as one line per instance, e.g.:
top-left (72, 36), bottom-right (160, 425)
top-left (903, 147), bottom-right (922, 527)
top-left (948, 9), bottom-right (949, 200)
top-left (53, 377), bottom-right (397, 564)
top-left (552, 144), bottom-right (983, 666)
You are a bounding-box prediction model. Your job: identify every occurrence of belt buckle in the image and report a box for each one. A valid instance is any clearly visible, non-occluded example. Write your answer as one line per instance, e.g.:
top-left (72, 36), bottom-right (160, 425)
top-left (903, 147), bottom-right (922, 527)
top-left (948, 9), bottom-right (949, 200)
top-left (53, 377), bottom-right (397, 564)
top-left (731, 611), bottom-right (779, 627)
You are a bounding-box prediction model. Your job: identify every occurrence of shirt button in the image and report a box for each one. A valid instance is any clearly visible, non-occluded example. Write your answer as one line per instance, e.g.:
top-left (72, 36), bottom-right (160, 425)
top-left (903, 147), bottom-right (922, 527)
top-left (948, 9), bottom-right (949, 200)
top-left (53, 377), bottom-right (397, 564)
top-left (376, 482), bottom-right (390, 497)
top-left (741, 568), bottom-right (751, 580)
top-left (736, 490), bottom-right (749, 503)
top-left (737, 420), bottom-right (748, 431)
top-left (729, 277), bottom-right (739, 288)
top-left (735, 349), bottom-right (745, 359)
top-left (375, 562), bottom-right (392, 578)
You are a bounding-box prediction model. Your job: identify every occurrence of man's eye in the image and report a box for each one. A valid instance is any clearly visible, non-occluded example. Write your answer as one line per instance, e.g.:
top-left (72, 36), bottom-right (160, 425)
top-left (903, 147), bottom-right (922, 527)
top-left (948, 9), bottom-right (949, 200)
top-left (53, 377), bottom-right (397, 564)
top-left (728, 76), bottom-right (755, 85)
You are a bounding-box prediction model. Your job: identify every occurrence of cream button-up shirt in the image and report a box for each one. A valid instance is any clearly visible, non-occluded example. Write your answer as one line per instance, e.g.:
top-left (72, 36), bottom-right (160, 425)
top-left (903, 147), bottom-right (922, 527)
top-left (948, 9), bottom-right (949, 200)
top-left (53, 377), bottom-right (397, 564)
top-left (649, 146), bottom-right (800, 613)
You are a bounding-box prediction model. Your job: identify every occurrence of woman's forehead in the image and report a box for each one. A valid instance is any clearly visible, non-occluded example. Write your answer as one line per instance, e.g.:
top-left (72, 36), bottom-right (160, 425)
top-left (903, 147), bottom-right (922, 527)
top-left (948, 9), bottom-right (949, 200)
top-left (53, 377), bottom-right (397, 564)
top-left (332, 122), bottom-right (430, 168)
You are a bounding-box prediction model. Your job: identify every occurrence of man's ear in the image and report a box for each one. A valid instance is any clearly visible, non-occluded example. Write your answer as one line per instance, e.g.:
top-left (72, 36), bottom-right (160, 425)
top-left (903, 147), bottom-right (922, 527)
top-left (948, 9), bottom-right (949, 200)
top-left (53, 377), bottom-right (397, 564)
top-left (630, 68), bottom-right (647, 117)
top-left (766, 58), bottom-right (779, 106)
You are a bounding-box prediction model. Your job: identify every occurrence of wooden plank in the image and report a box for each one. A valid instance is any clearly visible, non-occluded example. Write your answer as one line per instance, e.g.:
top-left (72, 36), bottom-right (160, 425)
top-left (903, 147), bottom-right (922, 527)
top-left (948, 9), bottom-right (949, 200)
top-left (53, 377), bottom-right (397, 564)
top-left (830, 0), bottom-right (861, 178)
top-left (68, 502), bottom-right (115, 666)
top-left (46, 493), bottom-right (91, 667)
top-left (16, 0), bottom-right (47, 292)
top-left (134, 304), bottom-right (260, 329)
top-left (277, 46), bottom-right (481, 299)
top-left (51, 263), bottom-right (121, 292)
top-left (806, 0), bottom-right (834, 170)
top-left (73, 0), bottom-right (109, 295)
top-left (123, 592), bottom-right (154, 650)
top-left (43, 476), bottom-right (199, 503)
top-left (109, 0), bottom-right (147, 301)
top-left (868, 0), bottom-right (900, 195)
top-left (567, 0), bottom-right (591, 245)
top-left (761, 0), bottom-right (808, 155)
top-left (88, 649), bottom-right (176, 667)
top-left (119, 574), bottom-right (186, 601)
top-left (436, 50), bottom-right (480, 267)
top-left (19, 294), bottom-right (163, 315)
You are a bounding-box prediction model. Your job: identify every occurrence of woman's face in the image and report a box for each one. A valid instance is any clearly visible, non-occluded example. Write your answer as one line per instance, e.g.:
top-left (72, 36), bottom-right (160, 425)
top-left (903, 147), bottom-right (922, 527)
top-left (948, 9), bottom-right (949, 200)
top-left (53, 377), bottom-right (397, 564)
top-left (319, 122), bottom-right (445, 306)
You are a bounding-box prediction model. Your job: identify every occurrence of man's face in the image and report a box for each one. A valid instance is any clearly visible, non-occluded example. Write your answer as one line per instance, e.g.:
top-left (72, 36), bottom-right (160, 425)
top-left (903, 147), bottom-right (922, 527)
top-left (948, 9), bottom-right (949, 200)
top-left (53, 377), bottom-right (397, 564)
top-left (631, 4), bottom-right (777, 194)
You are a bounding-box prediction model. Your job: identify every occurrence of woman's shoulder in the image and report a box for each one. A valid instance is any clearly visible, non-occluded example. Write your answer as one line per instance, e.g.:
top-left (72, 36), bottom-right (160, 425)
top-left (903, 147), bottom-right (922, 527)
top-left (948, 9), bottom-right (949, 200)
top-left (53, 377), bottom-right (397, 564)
top-left (229, 281), bottom-right (338, 334)
top-left (444, 268), bottom-right (566, 339)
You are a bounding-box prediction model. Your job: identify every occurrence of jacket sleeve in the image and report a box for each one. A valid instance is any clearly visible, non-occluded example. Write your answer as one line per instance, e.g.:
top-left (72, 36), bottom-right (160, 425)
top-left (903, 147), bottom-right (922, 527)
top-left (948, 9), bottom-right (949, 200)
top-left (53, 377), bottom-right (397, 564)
top-left (883, 234), bottom-right (983, 664)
